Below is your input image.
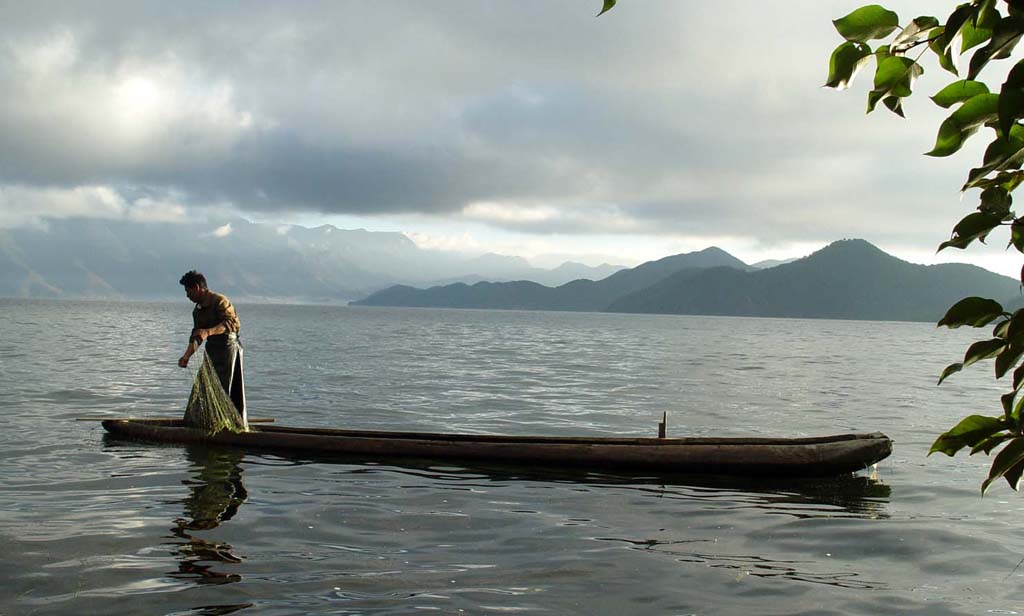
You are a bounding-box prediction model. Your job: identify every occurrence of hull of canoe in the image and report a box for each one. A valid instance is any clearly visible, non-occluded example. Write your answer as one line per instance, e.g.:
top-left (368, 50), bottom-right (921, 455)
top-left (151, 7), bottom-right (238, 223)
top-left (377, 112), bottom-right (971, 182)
top-left (102, 420), bottom-right (892, 477)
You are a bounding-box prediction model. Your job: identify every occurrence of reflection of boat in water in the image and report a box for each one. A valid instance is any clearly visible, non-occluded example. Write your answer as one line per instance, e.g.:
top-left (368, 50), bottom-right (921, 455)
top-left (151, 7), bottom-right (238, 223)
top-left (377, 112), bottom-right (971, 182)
top-left (102, 419), bottom-right (892, 477)
top-left (375, 456), bottom-right (893, 519)
top-left (166, 445), bottom-right (250, 601)
top-left (102, 431), bottom-right (892, 520)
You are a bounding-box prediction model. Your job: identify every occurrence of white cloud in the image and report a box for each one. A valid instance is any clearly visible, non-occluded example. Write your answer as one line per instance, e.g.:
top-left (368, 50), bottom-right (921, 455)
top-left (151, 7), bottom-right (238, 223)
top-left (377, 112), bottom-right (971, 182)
top-left (0, 184), bottom-right (197, 228)
top-left (406, 231), bottom-right (486, 254)
top-left (127, 197), bottom-right (187, 223)
top-left (210, 222), bottom-right (232, 238)
top-left (462, 201), bottom-right (645, 234)
top-left (0, 184), bottom-right (126, 228)
top-left (462, 202), bottom-right (560, 225)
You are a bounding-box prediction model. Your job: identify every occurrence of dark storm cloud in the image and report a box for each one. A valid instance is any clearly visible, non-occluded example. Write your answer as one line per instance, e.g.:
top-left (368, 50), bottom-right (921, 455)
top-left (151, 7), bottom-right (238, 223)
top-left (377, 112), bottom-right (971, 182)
top-left (168, 129), bottom-right (591, 214)
top-left (0, 0), bottom-right (969, 246)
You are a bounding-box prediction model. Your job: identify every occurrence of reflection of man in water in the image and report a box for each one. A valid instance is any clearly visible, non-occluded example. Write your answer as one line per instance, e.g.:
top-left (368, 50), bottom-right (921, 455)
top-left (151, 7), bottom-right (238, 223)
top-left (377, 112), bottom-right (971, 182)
top-left (170, 446), bottom-right (249, 586)
top-left (179, 447), bottom-right (249, 530)
top-left (177, 270), bottom-right (247, 423)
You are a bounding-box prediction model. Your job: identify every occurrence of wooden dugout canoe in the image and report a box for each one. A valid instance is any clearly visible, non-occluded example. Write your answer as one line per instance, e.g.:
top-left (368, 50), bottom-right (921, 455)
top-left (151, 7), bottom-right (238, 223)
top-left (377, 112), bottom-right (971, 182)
top-left (101, 419), bottom-right (892, 477)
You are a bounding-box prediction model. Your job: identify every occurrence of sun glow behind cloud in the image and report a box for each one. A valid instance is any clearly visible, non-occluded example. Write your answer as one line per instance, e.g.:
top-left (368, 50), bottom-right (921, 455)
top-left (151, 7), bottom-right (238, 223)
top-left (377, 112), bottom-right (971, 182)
top-left (5, 28), bottom-right (266, 171)
top-left (115, 77), bottom-right (161, 123)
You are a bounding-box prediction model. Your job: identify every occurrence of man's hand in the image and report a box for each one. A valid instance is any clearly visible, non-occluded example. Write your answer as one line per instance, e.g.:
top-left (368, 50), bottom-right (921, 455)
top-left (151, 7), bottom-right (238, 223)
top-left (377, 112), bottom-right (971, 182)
top-left (178, 354), bottom-right (190, 368)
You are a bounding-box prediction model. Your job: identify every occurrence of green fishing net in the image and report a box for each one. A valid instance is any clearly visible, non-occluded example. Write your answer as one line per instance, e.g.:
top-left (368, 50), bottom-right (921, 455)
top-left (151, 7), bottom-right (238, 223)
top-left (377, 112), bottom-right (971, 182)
top-left (184, 351), bottom-right (248, 434)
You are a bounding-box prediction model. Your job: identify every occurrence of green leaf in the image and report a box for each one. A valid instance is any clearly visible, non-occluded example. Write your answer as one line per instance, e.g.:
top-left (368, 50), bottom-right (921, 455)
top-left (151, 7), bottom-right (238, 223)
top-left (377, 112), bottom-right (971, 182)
top-left (963, 337), bottom-right (1007, 368)
top-left (1001, 171), bottom-right (1024, 192)
top-left (930, 27), bottom-right (960, 76)
top-left (939, 211), bottom-right (1007, 250)
top-left (938, 361), bottom-right (964, 384)
top-left (961, 1), bottom-right (998, 53)
top-left (962, 22), bottom-right (995, 53)
top-left (970, 171), bottom-right (1024, 193)
top-left (930, 414), bottom-right (1008, 456)
top-left (597, 0), bottom-right (615, 16)
top-left (982, 437), bottom-right (1024, 493)
top-left (873, 56), bottom-right (922, 96)
top-left (931, 117), bottom-right (965, 155)
top-left (968, 16), bottom-right (1024, 80)
top-left (867, 89), bottom-right (886, 113)
top-left (868, 56), bottom-right (923, 114)
top-left (927, 93), bottom-right (1000, 157)
top-left (974, 0), bottom-right (1000, 30)
top-left (1003, 390), bottom-right (1017, 416)
top-left (999, 60), bottom-right (1024, 138)
top-left (1003, 458), bottom-right (1024, 491)
top-left (986, 125), bottom-right (1024, 164)
top-left (971, 432), bottom-right (1013, 455)
top-left (1013, 220), bottom-right (1024, 252)
top-left (938, 296), bottom-right (1006, 328)
top-left (931, 80), bottom-right (990, 108)
top-left (940, 3), bottom-right (977, 53)
top-left (993, 317), bottom-right (1012, 338)
top-left (963, 125), bottom-right (1024, 189)
top-left (1006, 309), bottom-right (1024, 341)
top-left (1013, 389), bottom-right (1024, 422)
top-left (961, 22), bottom-right (994, 53)
top-left (894, 15), bottom-right (941, 49)
top-left (1013, 362), bottom-right (1024, 392)
top-left (834, 5), bottom-right (900, 42)
top-left (825, 42), bottom-right (873, 89)
top-left (997, 344), bottom-right (1024, 379)
top-left (882, 95), bottom-right (905, 116)
top-left (979, 186), bottom-right (1012, 214)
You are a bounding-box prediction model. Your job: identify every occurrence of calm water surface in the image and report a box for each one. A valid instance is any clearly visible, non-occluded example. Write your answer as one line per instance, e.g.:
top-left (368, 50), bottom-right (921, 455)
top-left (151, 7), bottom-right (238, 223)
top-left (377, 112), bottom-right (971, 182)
top-left (1, 299), bottom-right (1023, 615)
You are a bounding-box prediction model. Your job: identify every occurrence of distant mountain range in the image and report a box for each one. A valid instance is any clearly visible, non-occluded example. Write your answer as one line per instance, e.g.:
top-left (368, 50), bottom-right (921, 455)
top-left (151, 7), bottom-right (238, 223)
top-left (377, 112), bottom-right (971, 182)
top-left (0, 218), bottom-right (624, 302)
top-left (355, 246), bottom-right (753, 312)
top-left (4, 219), bottom-right (1017, 322)
top-left (354, 239), bottom-right (1021, 322)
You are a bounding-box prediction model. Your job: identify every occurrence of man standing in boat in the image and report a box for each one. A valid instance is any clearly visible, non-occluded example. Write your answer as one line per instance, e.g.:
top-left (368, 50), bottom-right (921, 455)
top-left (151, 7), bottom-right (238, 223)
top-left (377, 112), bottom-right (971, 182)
top-left (177, 270), bottom-right (247, 424)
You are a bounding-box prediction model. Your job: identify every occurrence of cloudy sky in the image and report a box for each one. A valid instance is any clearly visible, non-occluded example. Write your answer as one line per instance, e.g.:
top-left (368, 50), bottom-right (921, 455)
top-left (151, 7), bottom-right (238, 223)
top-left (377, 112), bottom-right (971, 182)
top-left (0, 1), bottom-right (1017, 274)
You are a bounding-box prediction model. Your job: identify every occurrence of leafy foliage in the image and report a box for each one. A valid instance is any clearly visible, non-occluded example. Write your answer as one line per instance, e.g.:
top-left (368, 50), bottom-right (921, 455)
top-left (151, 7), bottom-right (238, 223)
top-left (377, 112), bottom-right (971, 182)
top-left (820, 0), bottom-right (1024, 493)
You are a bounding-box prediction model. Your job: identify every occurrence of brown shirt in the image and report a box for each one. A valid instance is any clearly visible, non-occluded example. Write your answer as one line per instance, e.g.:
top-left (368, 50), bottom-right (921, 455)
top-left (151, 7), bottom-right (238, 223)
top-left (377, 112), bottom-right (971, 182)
top-left (192, 291), bottom-right (240, 334)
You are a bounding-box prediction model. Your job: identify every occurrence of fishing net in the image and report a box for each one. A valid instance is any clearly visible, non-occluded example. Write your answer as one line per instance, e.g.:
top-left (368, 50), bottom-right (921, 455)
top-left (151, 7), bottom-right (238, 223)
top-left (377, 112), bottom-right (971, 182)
top-left (184, 351), bottom-right (249, 434)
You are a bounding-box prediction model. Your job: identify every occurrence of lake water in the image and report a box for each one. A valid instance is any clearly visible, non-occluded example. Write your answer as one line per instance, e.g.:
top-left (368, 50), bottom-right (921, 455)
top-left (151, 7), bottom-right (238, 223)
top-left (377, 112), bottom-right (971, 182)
top-left (2, 298), bottom-right (1023, 615)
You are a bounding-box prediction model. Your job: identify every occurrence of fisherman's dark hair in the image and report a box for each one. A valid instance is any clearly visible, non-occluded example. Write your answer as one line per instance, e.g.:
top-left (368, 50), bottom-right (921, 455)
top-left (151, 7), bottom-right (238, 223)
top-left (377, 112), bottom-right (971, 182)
top-left (179, 270), bottom-right (208, 289)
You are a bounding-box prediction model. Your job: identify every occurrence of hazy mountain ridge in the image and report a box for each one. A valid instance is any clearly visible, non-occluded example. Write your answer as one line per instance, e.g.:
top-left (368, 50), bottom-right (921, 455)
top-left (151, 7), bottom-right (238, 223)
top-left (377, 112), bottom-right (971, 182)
top-left (353, 247), bottom-right (756, 312)
top-left (0, 218), bottom-right (623, 302)
top-left (426, 259), bottom-right (624, 288)
top-left (357, 239), bottom-right (1021, 322)
top-left (752, 258), bottom-right (797, 269)
top-left (4, 219), bottom-right (1016, 322)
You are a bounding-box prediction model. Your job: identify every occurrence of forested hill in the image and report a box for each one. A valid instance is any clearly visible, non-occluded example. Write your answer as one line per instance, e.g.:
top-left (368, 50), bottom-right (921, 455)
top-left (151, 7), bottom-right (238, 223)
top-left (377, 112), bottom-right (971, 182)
top-left (355, 239), bottom-right (1021, 322)
top-left (351, 247), bottom-right (752, 311)
top-left (610, 239), bottom-right (1019, 321)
